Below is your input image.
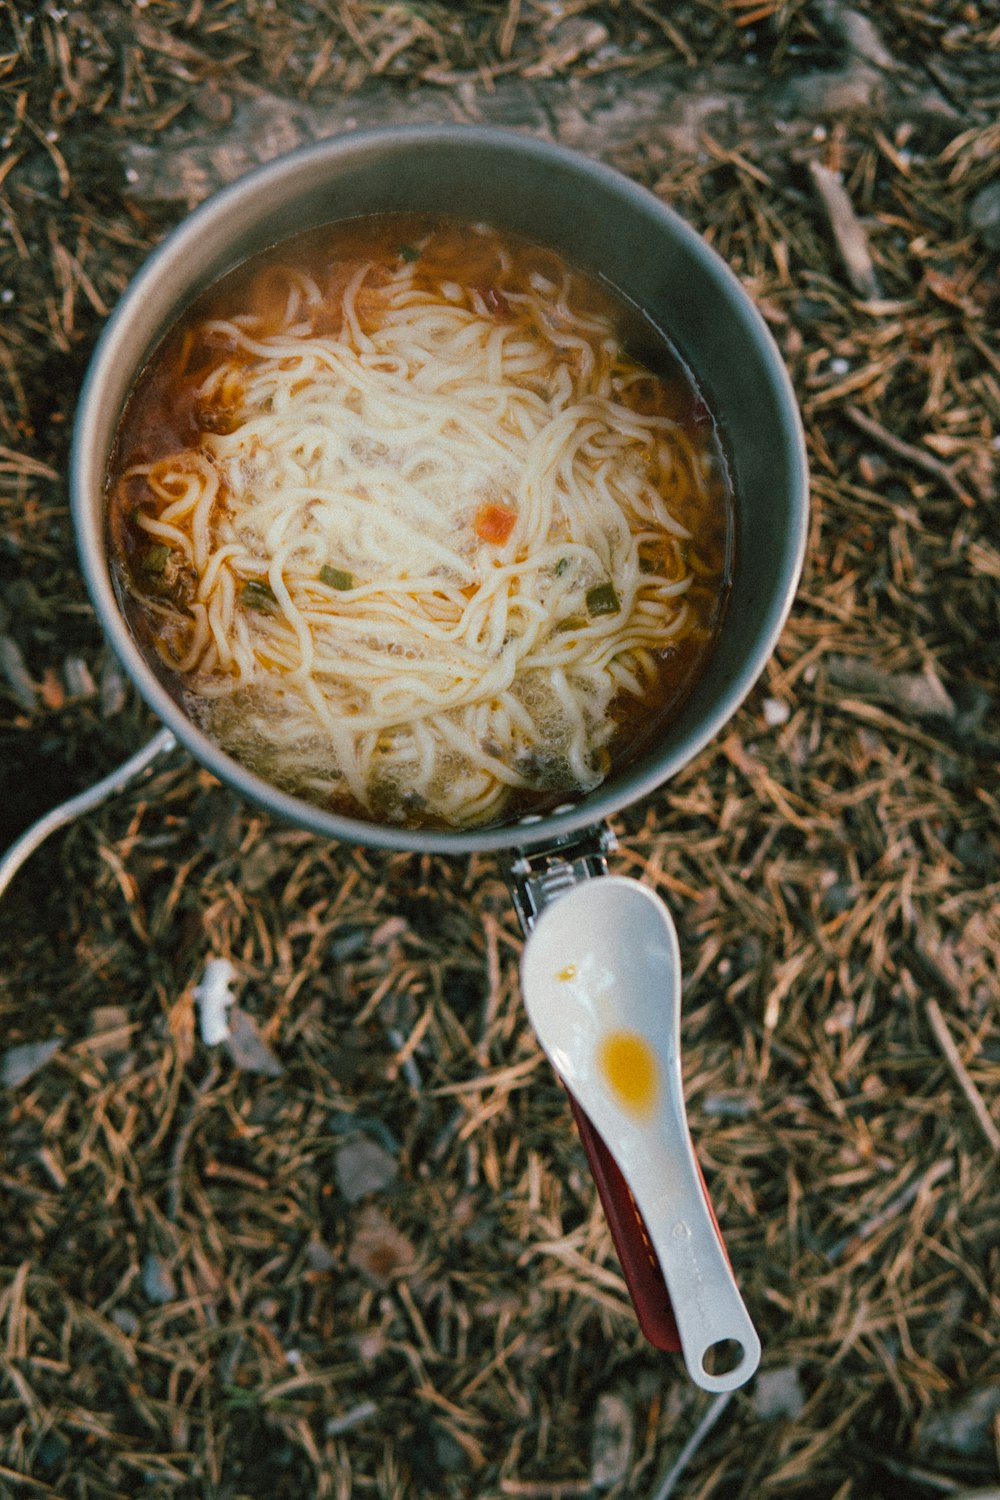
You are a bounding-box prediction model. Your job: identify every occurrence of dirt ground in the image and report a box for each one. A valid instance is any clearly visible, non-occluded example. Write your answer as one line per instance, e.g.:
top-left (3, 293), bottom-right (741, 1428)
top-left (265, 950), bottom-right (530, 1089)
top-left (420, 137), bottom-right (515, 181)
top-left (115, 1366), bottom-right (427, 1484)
top-left (0, 2), bottom-right (998, 1497)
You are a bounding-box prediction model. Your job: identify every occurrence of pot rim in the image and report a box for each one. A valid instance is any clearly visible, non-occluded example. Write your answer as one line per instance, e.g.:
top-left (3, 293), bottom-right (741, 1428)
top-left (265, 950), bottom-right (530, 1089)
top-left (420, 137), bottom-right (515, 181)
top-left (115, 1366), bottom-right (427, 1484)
top-left (71, 122), bottom-right (808, 856)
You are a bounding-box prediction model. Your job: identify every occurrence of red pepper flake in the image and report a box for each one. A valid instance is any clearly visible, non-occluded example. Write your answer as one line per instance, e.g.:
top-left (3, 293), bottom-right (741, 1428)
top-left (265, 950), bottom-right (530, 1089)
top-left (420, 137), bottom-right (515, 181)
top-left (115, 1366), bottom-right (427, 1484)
top-left (478, 285), bottom-right (512, 320)
top-left (687, 395), bottom-right (713, 429)
top-left (474, 502), bottom-right (517, 545)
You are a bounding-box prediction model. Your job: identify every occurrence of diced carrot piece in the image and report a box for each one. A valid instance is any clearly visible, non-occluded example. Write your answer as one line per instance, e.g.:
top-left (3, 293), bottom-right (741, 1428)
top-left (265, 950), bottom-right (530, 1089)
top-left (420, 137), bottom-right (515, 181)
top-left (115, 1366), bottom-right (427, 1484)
top-left (474, 502), bottom-right (517, 545)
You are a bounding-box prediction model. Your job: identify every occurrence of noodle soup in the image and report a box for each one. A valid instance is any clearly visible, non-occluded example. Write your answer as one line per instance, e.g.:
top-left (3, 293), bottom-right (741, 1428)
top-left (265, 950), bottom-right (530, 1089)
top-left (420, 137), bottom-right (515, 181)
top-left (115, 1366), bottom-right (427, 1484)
top-left (107, 215), bottom-right (733, 830)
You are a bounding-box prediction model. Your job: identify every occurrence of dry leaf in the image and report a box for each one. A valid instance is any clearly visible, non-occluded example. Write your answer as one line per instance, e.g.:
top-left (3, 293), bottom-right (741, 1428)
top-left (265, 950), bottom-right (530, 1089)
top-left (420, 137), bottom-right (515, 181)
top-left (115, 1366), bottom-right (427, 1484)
top-left (335, 1137), bottom-right (398, 1203)
top-left (348, 1206), bottom-right (416, 1288)
top-left (225, 1008), bottom-right (283, 1077)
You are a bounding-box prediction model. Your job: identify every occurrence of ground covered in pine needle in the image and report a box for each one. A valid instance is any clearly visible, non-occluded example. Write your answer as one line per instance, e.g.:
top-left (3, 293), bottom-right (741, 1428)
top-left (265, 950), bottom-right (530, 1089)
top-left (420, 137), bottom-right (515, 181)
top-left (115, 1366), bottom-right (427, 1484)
top-left (0, 2), bottom-right (997, 1497)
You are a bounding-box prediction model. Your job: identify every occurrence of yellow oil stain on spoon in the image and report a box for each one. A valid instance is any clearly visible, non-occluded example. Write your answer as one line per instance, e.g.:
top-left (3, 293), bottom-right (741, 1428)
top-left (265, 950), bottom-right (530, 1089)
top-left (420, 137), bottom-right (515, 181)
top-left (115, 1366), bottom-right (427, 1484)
top-left (597, 1029), bottom-right (660, 1119)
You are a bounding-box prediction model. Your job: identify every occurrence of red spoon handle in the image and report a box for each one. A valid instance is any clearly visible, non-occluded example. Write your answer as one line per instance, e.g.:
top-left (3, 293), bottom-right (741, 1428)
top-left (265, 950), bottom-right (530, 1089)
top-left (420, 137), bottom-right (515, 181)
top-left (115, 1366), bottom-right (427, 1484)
top-left (566, 1089), bottom-right (731, 1353)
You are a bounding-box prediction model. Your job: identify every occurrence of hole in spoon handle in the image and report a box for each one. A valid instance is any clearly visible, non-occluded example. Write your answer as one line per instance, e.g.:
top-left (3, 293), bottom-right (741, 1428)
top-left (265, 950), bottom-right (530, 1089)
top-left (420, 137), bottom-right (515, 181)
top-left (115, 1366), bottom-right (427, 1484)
top-left (641, 1178), bottom-right (762, 1393)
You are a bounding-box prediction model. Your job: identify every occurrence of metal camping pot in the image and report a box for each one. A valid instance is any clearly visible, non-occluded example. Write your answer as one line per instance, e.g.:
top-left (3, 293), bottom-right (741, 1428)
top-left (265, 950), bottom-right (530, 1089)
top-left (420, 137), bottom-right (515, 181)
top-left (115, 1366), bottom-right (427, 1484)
top-left (69, 125), bottom-right (809, 1390)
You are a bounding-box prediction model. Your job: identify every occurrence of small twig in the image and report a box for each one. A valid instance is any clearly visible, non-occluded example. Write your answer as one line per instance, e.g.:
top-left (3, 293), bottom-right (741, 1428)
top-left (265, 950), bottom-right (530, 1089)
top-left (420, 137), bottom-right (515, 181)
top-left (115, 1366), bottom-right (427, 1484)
top-left (0, 444), bottom-right (60, 479)
top-left (166, 1063), bottom-right (220, 1221)
top-left (500, 1482), bottom-right (592, 1498)
top-left (845, 405), bottom-right (975, 507)
top-left (650, 1392), bottom-right (733, 1500)
top-left (630, 0), bottom-right (698, 64)
top-left (925, 998), bottom-right (1000, 1153)
top-left (826, 1156), bottom-right (954, 1262)
top-left (876, 1454), bottom-right (965, 1493)
top-left (911, 938), bottom-right (966, 999)
top-left (0, 1463), bottom-right (60, 1496)
top-left (808, 160), bottom-right (881, 299)
top-left (387, 1025), bottom-right (424, 1091)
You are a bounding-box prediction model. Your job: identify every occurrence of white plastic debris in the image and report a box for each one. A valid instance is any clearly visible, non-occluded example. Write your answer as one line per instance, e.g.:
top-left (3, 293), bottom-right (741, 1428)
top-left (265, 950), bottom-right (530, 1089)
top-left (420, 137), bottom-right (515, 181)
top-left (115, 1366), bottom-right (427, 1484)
top-left (752, 1365), bottom-right (807, 1421)
top-left (195, 958), bottom-right (238, 1045)
top-left (325, 1400), bottom-right (378, 1438)
top-left (140, 1252), bottom-right (177, 1306)
top-left (1, 1038), bottom-right (61, 1088)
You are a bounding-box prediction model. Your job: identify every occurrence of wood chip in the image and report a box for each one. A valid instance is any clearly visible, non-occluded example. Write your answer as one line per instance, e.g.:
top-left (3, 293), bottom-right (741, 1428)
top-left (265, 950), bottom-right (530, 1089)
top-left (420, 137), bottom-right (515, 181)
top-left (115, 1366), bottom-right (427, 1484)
top-left (224, 1007), bottom-right (284, 1077)
top-left (825, 655), bottom-right (957, 720)
top-left (808, 159), bottom-right (881, 299)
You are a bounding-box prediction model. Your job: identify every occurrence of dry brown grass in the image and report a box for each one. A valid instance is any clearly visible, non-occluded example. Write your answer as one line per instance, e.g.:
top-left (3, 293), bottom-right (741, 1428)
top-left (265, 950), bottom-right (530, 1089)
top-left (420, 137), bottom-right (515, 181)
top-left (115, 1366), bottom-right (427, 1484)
top-left (0, 2), bottom-right (998, 1496)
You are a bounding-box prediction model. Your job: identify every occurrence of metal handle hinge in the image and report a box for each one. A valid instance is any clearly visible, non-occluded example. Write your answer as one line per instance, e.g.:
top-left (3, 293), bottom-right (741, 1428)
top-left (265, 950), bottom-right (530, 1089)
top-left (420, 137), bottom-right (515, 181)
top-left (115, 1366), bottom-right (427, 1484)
top-left (501, 823), bottom-right (618, 936)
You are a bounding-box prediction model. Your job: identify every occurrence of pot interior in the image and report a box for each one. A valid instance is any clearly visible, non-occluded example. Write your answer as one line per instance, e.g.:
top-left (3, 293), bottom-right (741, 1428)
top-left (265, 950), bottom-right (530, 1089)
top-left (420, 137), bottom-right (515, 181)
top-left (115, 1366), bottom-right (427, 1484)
top-left (71, 125), bottom-right (808, 855)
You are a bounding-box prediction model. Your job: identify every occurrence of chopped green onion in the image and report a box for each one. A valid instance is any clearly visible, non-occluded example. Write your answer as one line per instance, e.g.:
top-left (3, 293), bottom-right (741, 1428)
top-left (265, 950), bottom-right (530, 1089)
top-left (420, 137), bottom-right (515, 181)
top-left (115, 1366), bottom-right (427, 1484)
top-left (586, 582), bottom-right (621, 617)
top-left (554, 557), bottom-right (569, 576)
top-left (555, 615), bottom-right (586, 635)
top-left (241, 579), bottom-right (277, 612)
top-left (141, 544), bottom-right (171, 574)
top-left (320, 565), bottom-right (353, 591)
top-left (398, 244), bottom-right (421, 262)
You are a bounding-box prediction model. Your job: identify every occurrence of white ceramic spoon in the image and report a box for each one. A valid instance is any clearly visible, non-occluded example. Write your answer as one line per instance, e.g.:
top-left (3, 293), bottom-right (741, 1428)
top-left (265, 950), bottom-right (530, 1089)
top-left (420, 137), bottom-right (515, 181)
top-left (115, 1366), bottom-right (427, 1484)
top-left (521, 874), bottom-right (761, 1393)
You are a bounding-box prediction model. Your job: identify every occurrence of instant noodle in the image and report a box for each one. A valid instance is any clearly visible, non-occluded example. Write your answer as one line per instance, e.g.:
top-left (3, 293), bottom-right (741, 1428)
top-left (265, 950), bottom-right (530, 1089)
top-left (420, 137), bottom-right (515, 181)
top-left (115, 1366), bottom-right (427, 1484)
top-left (107, 215), bottom-right (733, 830)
